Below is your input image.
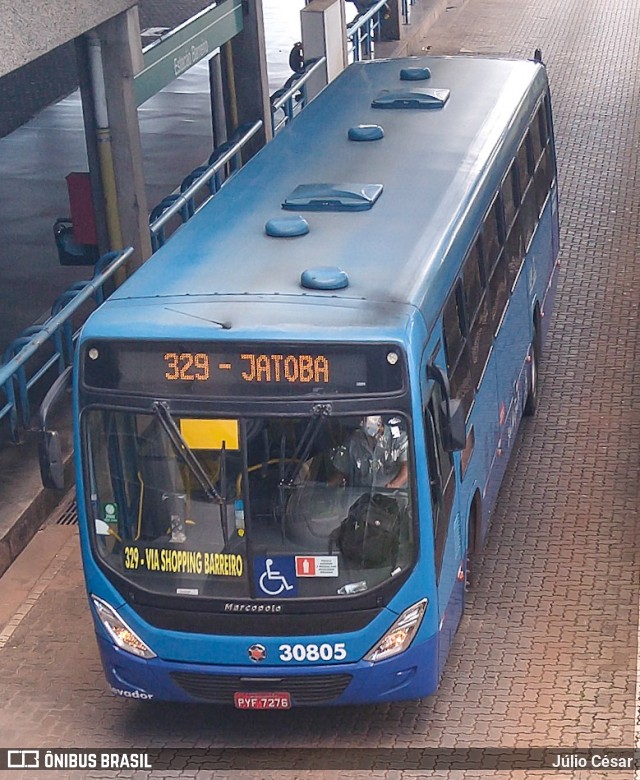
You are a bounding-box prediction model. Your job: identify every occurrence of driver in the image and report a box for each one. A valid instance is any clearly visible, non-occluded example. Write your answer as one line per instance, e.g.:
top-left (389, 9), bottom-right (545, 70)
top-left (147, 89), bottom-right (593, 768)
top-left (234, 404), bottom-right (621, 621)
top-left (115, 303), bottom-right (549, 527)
top-left (330, 416), bottom-right (408, 489)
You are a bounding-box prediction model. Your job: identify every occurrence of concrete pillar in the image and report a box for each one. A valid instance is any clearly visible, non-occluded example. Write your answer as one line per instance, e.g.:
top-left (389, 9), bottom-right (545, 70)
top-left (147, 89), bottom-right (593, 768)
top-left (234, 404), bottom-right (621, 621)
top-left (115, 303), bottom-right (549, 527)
top-left (220, 0), bottom-right (272, 161)
top-left (75, 37), bottom-right (110, 256)
top-left (301, 0), bottom-right (348, 101)
top-left (96, 8), bottom-right (152, 272)
top-left (209, 51), bottom-right (227, 147)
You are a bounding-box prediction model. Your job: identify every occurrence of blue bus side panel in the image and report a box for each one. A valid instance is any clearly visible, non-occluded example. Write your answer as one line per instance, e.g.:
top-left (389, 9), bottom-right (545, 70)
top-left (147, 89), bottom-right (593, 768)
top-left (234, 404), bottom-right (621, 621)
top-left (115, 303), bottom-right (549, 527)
top-left (434, 508), bottom-right (465, 677)
top-left (463, 355), bottom-right (500, 547)
top-left (437, 567), bottom-right (465, 679)
top-left (494, 265), bottom-right (533, 448)
top-left (467, 188), bottom-right (559, 548)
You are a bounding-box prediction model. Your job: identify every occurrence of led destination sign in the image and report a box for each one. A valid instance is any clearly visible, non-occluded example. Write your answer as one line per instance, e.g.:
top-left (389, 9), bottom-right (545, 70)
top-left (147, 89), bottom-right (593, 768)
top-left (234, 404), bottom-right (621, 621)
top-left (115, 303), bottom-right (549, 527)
top-left (162, 351), bottom-right (330, 385)
top-left (82, 341), bottom-right (404, 397)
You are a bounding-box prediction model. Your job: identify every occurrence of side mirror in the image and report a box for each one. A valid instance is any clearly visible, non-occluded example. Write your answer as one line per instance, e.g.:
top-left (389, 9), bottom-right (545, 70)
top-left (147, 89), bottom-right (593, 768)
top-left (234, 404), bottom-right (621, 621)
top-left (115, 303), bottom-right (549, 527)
top-left (426, 362), bottom-right (466, 453)
top-left (38, 365), bottom-right (72, 490)
top-left (440, 398), bottom-right (466, 452)
top-left (39, 430), bottom-right (65, 490)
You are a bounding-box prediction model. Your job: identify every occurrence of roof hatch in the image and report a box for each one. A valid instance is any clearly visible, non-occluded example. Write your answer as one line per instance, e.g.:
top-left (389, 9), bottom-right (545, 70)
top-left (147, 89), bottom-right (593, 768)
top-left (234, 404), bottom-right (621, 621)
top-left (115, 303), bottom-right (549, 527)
top-left (300, 266), bottom-right (349, 290)
top-left (371, 88), bottom-right (450, 110)
top-left (348, 124), bottom-right (384, 141)
top-left (400, 66), bottom-right (431, 81)
top-left (265, 215), bottom-right (309, 237)
top-left (282, 183), bottom-right (383, 212)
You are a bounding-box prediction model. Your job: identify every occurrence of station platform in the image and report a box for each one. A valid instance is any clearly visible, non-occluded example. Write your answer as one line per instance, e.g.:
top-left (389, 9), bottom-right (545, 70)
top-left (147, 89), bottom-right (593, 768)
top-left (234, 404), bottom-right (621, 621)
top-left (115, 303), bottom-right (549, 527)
top-left (0, 1), bottom-right (447, 578)
top-left (0, 59), bottom-right (219, 577)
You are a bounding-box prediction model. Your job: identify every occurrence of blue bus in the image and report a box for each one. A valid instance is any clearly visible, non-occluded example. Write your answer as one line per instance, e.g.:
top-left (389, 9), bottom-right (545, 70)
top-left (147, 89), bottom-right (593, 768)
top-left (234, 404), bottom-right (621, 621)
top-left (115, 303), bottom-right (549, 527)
top-left (49, 54), bottom-right (559, 706)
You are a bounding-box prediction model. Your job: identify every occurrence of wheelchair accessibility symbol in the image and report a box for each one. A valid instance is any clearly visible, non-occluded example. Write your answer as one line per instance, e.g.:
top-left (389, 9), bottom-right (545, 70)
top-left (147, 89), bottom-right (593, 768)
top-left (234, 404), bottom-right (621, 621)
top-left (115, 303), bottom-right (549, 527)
top-left (254, 556), bottom-right (297, 598)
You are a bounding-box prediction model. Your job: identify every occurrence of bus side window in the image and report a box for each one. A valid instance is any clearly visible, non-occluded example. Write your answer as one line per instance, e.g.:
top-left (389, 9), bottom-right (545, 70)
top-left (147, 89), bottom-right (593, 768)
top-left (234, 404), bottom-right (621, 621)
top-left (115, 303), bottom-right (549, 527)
top-left (502, 161), bottom-right (519, 232)
top-left (443, 285), bottom-right (465, 373)
top-left (462, 237), bottom-right (484, 321)
top-left (483, 195), bottom-right (504, 274)
top-left (488, 251), bottom-right (508, 334)
top-left (534, 99), bottom-right (554, 213)
top-left (516, 133), bottom-right (531, 191)
top-left (506, 222), bottom-right (525, 292)
top-left (443, 283), bottom-right (473, 414)
top-left (424, 387), bottom-right (456, 580)
top-left (530, 104), bottom-right (545, 162)
top-left (540, 96), bottom-right (551, 145)
top-left (506, 156), bottom-right (526, 290)
top-left (463, 237), bottom-right (492, 390)
top-left (518, 131), bottom-right (538, 251)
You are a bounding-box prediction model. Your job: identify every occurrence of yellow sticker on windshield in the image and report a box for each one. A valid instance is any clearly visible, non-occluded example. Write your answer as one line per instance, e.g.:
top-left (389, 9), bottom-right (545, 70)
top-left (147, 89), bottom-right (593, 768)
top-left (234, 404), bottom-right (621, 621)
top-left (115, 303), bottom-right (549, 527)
top-left (179, 418), bottom-right (239, 450)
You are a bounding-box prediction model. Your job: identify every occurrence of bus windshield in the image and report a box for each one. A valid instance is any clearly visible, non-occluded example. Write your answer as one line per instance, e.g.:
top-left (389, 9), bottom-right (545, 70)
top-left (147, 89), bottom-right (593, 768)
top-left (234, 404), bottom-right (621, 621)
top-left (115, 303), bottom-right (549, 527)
top-left (83, 409), bottom-right (415, 601)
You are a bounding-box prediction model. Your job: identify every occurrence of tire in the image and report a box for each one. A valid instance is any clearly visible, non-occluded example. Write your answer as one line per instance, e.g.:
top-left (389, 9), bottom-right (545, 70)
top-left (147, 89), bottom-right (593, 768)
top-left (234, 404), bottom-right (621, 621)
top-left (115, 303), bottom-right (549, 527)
top-left (523, 328), bottom-right (540, 417)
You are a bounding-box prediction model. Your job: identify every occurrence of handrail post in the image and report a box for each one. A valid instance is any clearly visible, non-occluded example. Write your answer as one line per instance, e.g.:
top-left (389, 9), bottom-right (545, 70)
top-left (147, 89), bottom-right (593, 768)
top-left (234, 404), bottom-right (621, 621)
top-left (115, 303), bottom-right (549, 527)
top-left (346, 0), bottom-right (390, 63)
top-left (269, 58), bottom-right (327, 134)
top-left (1, 375), bottom-right (20, 443)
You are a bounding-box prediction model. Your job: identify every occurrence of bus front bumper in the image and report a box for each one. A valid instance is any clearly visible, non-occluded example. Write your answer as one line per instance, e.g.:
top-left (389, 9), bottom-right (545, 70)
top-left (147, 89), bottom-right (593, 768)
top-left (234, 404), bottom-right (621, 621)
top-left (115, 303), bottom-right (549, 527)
top-left (96, 632), bottom-right (439, 706)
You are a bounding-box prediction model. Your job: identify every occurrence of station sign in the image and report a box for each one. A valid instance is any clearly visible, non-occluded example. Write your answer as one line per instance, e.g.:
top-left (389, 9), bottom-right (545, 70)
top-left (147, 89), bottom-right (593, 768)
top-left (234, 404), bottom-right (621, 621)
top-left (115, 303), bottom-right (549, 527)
top-left (134, 1), bottom-right (243, 106)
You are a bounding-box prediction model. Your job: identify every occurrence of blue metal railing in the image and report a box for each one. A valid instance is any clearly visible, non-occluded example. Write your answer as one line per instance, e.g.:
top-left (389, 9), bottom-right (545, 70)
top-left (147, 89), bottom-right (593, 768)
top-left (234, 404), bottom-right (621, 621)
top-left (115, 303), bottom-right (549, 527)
top-left (149, 120), bottom-right (263, 251)
top-left (270, 57), bottom-right (326, 135)
top-left (0, 248), bottom-right (133, 443)
top-left (401, 0), bottom-right (416, 25)
top-left (347, 0), bottom-right (389, 62)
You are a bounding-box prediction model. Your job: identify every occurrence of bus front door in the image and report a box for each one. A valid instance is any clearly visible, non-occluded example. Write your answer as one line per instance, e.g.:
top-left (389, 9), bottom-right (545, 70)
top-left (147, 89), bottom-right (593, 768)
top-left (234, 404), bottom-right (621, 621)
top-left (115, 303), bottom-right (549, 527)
top-left (422, 380), bottom-right (465, 676)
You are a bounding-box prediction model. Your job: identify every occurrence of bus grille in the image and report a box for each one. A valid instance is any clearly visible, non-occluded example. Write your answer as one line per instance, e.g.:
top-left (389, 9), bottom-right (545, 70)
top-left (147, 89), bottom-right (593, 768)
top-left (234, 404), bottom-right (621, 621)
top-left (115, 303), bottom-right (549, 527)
top-left (170, 672), bottom-right (352, 704)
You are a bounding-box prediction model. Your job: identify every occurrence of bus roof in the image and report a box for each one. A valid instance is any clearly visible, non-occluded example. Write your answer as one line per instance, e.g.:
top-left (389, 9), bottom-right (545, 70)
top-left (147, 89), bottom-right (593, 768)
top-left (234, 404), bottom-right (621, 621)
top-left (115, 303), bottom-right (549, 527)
top-left (87, 55), bottom-right (548, 343)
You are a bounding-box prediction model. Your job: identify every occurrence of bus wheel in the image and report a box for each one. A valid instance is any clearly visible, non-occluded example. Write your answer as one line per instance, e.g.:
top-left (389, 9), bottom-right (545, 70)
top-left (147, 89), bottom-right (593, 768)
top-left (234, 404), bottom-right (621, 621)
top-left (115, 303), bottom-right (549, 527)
top-left (523, 329), bottom-right (540, 417)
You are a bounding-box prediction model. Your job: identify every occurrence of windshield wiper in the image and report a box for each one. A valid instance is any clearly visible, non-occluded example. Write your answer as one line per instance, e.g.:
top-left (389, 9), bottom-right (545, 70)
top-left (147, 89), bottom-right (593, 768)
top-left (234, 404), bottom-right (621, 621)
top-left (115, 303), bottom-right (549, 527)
top-left (153, 402), bottom-right (222, 502)
top-left (281, 403), bottom-right (332, 487)
top-left (152, 402), bottom-right (229, 543)
top-left (152, 402), bottom-right (229, 544)
top-left (277, 404), bottom-right (332, 538)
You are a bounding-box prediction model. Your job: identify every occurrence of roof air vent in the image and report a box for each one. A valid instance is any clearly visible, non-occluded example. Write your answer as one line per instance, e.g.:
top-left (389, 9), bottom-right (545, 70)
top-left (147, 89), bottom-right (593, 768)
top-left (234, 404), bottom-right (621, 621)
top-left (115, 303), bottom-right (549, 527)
top-left (301, 266), bottom-right (349, 290)
top-left (283, 183), bottom-right (383, 212)
top-left (265, 215), bottom-right (309, 237)
top-left (348, 124), bottom-right (384, 142)
top-left (371, 89), bottom-right (450, 110)
top-left (400, 66), bottom-right (431, 81)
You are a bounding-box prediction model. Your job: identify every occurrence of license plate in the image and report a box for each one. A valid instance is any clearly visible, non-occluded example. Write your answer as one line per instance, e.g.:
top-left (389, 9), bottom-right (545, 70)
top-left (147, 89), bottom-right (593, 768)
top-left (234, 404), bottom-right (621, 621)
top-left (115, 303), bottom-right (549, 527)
top-left (234, 692), bottom-right (291, 710)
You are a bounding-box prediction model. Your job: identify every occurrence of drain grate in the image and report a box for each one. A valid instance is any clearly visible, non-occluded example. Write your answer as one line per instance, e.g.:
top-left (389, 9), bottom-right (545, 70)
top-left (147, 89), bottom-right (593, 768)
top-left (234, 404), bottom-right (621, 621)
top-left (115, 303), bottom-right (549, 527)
top-left (49, 492), bottom-right (78, 526)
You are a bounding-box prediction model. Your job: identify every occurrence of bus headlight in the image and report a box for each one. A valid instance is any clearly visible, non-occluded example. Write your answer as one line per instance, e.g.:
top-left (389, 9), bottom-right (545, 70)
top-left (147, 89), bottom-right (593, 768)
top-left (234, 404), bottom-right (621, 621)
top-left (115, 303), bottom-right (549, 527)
top-left (364, 599), bottom-right (428, 663)
top-left (91, 595), bottom-right (156, 660)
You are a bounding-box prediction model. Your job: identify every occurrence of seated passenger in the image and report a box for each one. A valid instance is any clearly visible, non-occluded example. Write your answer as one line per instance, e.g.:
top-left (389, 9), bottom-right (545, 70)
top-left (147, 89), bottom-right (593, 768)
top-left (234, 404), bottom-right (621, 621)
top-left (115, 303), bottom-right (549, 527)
top-left (330, 416), bottom-right (408, 489)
